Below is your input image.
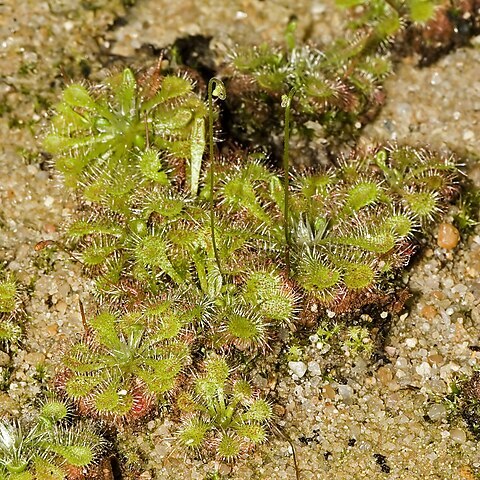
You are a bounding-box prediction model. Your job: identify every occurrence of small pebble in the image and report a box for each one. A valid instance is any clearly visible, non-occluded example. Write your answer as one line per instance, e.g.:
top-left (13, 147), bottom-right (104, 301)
top-left (377, 367), bottom-right (393, 385)
top-left (416, 362), bottom-right (431, 378)
top-left (458, 465), bottom-right (476, 480)
top-left (288, 361), bottom-right (307, 378)
top-left (55, 300), bottom-right (68, 315)
top-left (432, 290), bottom-right (446, 300)
top-left (307, 361), bottom-right (321, 376)
top-left (43, 223), bottom-right (56, 233)
top-left (323, 384), bottom-right (336, 400)
top-left (273, 404), bottom-right (286, 417)
top-left (428, 354), bottom-right (444, 366)
top-left (437, 223), bottom-right (460, 250)
top-left (405, 338), bottom-right (417, 348)
top-left (377, 366), bottom-right (393, 385)
top-left (421, 305), bottom-right (438, 320)
top-left (337, 384), bottom-right (353, 401)
top-left (24, 352), bottom-right (46, 366)
top-left (428, 403), bottom-right (447, 421)
top-left (44, 196), bottom-right (54, 208)
top-left (46, 323), bottom-right (58, 335)
top-left (450, 428), bottom-right (467, 444)
top-left (217, 463), bottom-right (232, 476)
top-left (0, 352), bottom-right (10, 367)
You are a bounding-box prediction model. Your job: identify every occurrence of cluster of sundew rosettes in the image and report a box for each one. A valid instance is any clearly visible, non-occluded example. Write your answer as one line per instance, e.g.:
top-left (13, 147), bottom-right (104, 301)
top-left (63, 143), bottom-right (457, 316)
top-left (224, 34), bottom-right (391, 149)
top-left (0, 271), bottom-right (23, 349)
top-left (175, 355), bottom-right (272, 462)
top-left (43, 66), bottom-right (209, 211)
top-left (0, 397), bottom-right (104, 480)
top-left (202, 145), bottom-right (458, 312)
top-left (56, 300), bottom-right (196, 425)
top-left (42, 63), bottom-right (462, 467)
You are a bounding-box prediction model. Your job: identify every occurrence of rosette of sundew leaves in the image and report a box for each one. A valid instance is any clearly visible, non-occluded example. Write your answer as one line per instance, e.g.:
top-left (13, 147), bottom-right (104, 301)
top-left (0, 271), bottom-right (22, 349)
top-left (225, 21), bottom-right (391, 156)
top-left (63, 141), bottom-right (458, 314)
top-left (43, 67), bottom-right (208, 212)
top-left (57, 301), bottom-right (196, 425)
top-left (176, 355), bottom-right (272, 461)
top-left (0, 397), bottom-right (104, 480)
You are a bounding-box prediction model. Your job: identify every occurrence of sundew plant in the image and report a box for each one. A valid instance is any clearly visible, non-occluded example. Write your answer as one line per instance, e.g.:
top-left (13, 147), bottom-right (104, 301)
top-left (0, 398), bottom-right (104, 480)
top-left (40, 25), bottom-right (463, 473)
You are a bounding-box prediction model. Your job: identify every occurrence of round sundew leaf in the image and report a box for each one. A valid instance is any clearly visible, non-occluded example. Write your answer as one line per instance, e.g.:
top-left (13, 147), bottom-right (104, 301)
top-left (343, 263), bottom-right (375, 290)
top-left (138, 149), bottom-right (169, 184)
top-left (300, 260), bottom-right (340, 292)
top-left (256, 71), bottom-right (286, 91)
top-left (259, 294), bottom-right (294, 322)
top-left (226, 312), bottom-right (265, 346)
top-left (178, 417), bottom-right (209, 449)
top-left (161, 76), bottom-right (193, 97)
top-left (232, 379), bottom-right (253, 402)
top-left (81, 244), bottom-right (118, 266)
top-left (408, 0), bottom-right (436, 23)
top-left (156, 314), bottom-right (183, 339)
top-left (63, 84), bottom-right (96, 109)
top-left (67, 220), bottom-right (125, 237)
top-left (33, 457), bottom-right (64, 479)
top-left (195, 377), bottom-right (220, 401)
top-left (244, 272), bottom-right (279, 300)
top-left (152, 197), bottom-right (184, 218)
top-left (148, 356), bottom-right (183, 381)
top-left (304, 76), bottom-right (337, 103)
top-left (376, 12), bottom-right (402, 39)
top-left (346, 181), bottom-right (380, 211)
top-left (40, 400), bottom-right (68, 423)
top-left (299, 174), bottom-right (333, 198)
top-left (94, 386), bottom-right (124, 413)
top-left (384, 214), bottom-right (413, 237)
top-left (65, 375), bottom-right (101, 399)
top-left (404, 191), bottom-right (437, 219)
top-left (0, 279), bottom-right (16, 313)
top-left (217, 433), bottom-right (242, 461)
top-left (245, 399), bottom-right (272, 422)
top-left (49, 444), bottom-right (94, 467)
top-left (356, 232), bottom-right (396, 253)
top-left (156, 107), bottom-right (192, 131)
top-left (0, 320), bottom-right (21, 343)
top-left (204, 356), bottom-right (230, 384)
top-left (235, 423), bottom-right (267, 444)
